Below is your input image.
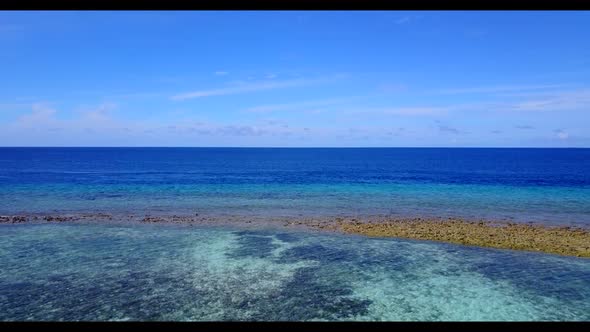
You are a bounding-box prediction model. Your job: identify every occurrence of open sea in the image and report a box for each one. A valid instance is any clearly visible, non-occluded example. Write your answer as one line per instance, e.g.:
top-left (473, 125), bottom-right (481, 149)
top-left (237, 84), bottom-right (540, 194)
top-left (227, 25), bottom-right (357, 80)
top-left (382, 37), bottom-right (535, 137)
top-left (1, 147), bottom-right (589, 321)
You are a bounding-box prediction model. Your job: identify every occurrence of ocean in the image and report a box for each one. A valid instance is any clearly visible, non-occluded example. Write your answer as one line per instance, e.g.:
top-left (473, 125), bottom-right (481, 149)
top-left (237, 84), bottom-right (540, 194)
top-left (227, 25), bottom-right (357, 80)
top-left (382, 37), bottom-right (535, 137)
top-left (1, 147), bottom-right (590, 225)
top-left (1, 147), bottom-right (589, 321)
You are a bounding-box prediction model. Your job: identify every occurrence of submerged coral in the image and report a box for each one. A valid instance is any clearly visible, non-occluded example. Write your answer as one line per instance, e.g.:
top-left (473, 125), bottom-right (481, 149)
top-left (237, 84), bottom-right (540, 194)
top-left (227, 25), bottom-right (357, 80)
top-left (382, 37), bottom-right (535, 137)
top-left (319, 217), bottom-right (590, 258)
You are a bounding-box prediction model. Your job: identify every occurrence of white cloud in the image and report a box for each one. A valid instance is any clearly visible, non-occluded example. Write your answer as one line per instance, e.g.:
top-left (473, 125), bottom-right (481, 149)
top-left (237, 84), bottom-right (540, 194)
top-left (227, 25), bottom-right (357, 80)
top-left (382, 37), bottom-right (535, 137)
top-left (109, 92), bottom-right (163, 99)
top-left (385, 87), bottom-right (590, 115)
top-left (382, 107), bottom-right (450, 116)
top-left (15, 103), bottom-right (58, 128)
top-left (344, 105), bottom-right (464, 117)
top-left (2, 103), bottom-right (318, 145)
top-left (504, 89), bottom-right (590, 112)
top-left (31, 103), bottom-right (56, 115)
top-left (11, 103), bottom-right (120, 131)
top-left (435, 84), bottom-right (566, 95)
top-left (80, 102), bottom-right (118, 124)
top-left (438, 125), bottom-right (464, 135)
top-left (172, 78), bottom-right (326, 101)
top-left (280, 86), bottom-right (590, 121)
top-left (554, 129), bottom-right (570, 140)
top-left (0, 102), bottom-right (32, 111)
top-left (214, 71), bottom-right (229, 76)
top-left (244, 96), bottom-right (365, 113)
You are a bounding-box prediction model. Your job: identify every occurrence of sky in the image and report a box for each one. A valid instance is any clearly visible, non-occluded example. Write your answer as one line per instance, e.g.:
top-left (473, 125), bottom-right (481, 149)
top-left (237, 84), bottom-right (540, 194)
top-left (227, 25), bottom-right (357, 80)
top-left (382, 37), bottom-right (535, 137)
top-left (1, 10), bottom-right (589, 147)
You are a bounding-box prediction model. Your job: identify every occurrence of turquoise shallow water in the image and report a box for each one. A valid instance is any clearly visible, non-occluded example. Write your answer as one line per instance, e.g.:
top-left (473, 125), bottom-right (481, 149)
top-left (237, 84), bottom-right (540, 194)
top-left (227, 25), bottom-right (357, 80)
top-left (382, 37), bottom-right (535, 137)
top-left (2, 183), bottom-right (590, 225)
top-left (1, 223), bottom-right (589, 321)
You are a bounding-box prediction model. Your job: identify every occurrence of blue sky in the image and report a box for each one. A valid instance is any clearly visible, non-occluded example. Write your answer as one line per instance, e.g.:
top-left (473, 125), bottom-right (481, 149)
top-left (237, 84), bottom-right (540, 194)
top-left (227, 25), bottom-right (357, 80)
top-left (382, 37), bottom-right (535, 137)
top-left (1, 11), bottom-right (589, 147)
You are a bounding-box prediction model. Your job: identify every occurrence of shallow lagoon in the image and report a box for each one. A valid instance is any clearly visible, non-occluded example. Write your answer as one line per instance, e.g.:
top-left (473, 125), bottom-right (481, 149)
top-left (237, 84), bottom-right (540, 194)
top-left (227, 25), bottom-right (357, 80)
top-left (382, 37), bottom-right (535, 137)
top-left (1, 223), bottom-right (589, 321)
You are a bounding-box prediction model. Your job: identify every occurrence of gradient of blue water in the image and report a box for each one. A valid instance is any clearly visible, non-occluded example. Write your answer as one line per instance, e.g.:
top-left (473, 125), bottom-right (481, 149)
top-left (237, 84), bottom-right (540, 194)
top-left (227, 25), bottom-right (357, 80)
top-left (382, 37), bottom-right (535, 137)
top-left (1, 148), bottom-right (590, 225)
top-left (1, 223), bottom-right (589, 321)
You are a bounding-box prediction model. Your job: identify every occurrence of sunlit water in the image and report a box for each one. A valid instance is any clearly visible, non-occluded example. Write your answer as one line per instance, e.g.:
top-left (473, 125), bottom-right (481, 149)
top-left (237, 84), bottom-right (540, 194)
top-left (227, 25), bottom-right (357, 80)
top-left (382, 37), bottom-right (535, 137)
top-left (2, 148), bottom-right (590, 321)
top-left (2, 148), bottom-right (590, 225)
top-left (1, 223), bottom-right (589, 321)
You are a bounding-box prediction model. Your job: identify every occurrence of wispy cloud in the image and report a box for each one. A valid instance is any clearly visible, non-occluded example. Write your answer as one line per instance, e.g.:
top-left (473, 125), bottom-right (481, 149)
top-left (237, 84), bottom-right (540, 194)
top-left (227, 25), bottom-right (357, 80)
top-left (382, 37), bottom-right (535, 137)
top-left (301, 86), bottom-right (590, 121)
top-left (554, 129), bottom-right (569, 140)
top-left (174, 121), bottom-right (314, 138)
top-left (504, 89), bottom-right (590, 112)
top-left (215, 125), bottom-right (267, 137)
top-left (171, 76), bottom-right (340, 101)
top-left (214, 71), bottom-right (229, 76)
top-left (0, 102), bottom-right (36, 111)
top-left (244, 96), bottom-right (365, 113)
top-left (12, 103), bottom-right (120, 131)
top-left (435, 84), bottom-right (566, 95)
top-left (79, 102), bottom-right (118, 122)
top-left (344, 104), bottom-right (472, 117)
top-left (438, 125), bottom-right (463, 135)
top-left (16, 103), bottom-right (58, 128)
top-left (108, 92), bottom-right (164, 100)
top-left (386, 127), bottom-right (406, 136)
top-left (515, 125), bottom-right (534, 130)
top-left (4, 103), bottom-right (314, 144)
top-left (382, 107), bottom-right (450, 116)
top-left (382, 87), bottom-right (590, 115)
top-left (435, 121), bottom-right (468, 135)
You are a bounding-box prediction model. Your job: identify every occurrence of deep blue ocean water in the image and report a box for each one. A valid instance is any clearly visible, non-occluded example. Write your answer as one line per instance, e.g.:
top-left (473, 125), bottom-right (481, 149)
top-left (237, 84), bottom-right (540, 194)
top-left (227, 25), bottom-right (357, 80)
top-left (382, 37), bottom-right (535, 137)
top-left (1, 147), bottom-right (589, 225)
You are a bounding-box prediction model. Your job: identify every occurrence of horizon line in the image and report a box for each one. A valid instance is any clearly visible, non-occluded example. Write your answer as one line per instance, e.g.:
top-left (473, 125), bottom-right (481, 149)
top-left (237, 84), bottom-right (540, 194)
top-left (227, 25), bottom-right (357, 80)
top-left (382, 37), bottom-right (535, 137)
top-left (0, 146), bottom-right (588, 149)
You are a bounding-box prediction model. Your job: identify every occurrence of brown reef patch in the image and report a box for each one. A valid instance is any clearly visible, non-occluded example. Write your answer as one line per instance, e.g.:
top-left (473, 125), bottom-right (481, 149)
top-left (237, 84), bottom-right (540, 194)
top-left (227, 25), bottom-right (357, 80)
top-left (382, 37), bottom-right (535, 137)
top-left (2, 213), bottom-right (589, 258)
top-left (308, 217), bottom-right (590, 258)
